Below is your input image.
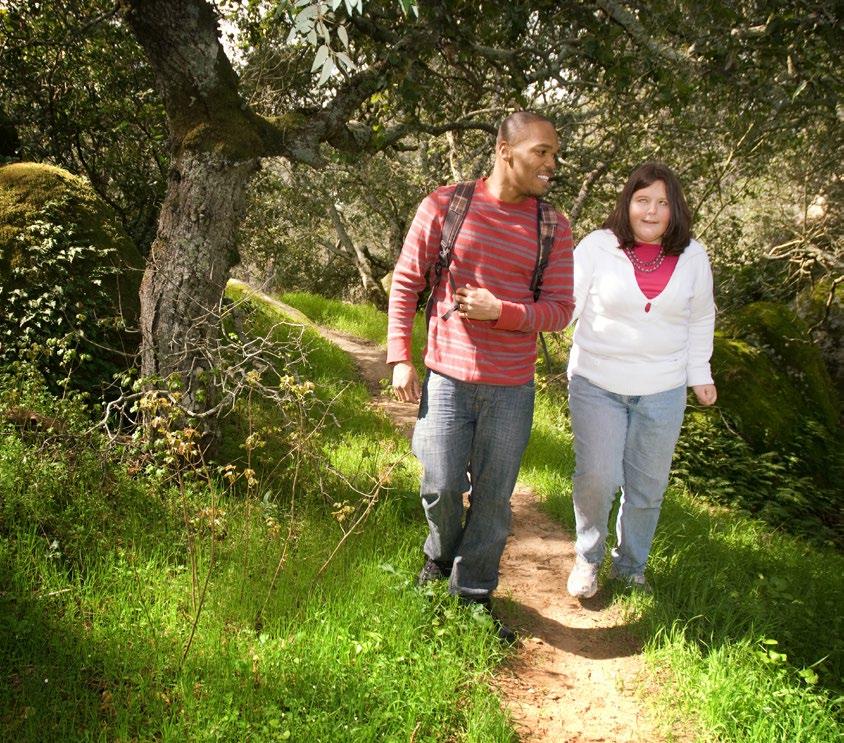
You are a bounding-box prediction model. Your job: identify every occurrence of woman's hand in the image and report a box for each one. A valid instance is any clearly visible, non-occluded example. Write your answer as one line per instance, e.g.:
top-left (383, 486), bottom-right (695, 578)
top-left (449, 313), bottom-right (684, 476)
top-left (692, 384), bottom-right (717, 406)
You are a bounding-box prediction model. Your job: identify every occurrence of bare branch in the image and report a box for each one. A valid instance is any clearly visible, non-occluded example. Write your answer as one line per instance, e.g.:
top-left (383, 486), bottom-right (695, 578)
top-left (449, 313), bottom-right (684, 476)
top-left (569, 160), bottom-right (609, 227)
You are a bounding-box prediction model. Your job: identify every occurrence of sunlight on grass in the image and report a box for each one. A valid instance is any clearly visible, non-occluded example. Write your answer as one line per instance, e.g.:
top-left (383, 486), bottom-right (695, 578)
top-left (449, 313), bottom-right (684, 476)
top-left (528, 384), bottom-right (844, 742)
top-left (280, 291), bottom-right (427, 367)
top-left (284, 297), bottom-right (844, 743)
top-left (0, 293), bottom-right (515, 741)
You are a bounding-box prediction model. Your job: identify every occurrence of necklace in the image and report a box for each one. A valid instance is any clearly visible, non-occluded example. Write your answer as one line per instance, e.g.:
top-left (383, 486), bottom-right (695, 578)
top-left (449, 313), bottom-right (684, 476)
top-left (623, 245), bottom-right (666, 273)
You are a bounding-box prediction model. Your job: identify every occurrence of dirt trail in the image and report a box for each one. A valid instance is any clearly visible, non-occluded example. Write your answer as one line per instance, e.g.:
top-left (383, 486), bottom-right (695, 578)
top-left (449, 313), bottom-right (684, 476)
top-left (234, 282), bottom-right (661, 742)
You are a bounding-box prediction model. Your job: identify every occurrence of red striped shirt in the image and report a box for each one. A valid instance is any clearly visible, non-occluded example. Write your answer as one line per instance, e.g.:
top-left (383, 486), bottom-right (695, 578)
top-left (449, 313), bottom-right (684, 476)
top-left (387, 178), bottom-right (575, 385)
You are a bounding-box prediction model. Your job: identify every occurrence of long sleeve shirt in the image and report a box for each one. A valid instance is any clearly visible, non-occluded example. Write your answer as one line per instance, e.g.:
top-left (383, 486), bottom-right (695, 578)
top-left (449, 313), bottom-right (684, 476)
top-left (387, 177), bottom-right (575, 385)
top-left (567, 228), bottom-right (715, 395)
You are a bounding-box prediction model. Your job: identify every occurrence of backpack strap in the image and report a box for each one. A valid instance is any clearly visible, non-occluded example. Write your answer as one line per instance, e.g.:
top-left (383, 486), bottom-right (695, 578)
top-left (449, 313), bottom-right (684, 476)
top-left (424, 185), bottom-right (558, 337)
top-left (532, 199), bottom-right (558, 373)
top-left (530, 199), bottom-right (558, 301)
top-left (424, 180), bottom-right (475, 326)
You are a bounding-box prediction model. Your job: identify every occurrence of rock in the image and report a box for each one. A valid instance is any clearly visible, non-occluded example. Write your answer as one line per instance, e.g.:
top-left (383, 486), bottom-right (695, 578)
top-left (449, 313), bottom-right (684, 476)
top-left (712, 300), bottom-right (839, 450)
top-left (0, 162), bottom-right (144, 389)
top-left (793, 277), bottom-right (843, 400)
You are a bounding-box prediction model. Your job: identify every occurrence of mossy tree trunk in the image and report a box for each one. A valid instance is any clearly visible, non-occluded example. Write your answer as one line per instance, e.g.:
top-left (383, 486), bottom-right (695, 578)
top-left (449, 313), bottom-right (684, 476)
top-left (139, 154), bottom-right (258, 413)
top-left (120, 0), bottom-right (264, 416)
top-left (119, 0), bottom-right (423, 424)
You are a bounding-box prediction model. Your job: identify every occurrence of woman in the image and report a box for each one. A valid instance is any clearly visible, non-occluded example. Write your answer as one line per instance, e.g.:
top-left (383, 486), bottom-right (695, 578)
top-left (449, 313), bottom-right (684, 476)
top-left (565, 161), bottom-right (717, 599)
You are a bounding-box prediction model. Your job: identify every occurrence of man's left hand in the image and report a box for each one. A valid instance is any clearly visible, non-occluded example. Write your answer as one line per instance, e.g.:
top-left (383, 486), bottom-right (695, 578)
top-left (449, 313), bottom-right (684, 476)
top-left (455, 284), bottom-right (502, 321)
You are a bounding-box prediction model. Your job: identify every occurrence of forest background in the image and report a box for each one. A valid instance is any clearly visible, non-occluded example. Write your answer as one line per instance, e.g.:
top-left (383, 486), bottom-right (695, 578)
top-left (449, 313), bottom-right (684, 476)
top-left (0, 0), bottom-right (841, 740)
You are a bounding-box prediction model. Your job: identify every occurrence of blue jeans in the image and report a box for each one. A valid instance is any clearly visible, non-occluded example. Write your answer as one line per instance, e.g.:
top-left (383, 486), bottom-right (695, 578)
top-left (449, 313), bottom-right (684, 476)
top-left (412, 370), bottom-right (535, 598)
top-left (568, 375), bottom-right (686, 575)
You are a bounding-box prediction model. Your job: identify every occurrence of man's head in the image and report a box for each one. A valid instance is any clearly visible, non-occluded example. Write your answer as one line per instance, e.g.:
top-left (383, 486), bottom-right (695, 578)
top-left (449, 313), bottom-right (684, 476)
top-left (491, 111), bottom-right (559, 202)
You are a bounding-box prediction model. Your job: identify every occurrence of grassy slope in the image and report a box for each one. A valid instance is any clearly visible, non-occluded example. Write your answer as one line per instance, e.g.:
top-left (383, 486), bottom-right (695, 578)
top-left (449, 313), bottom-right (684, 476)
top-left (286, 293), bottom-right (843, 743)
top-left (0, 291), bottom-right (515, 741)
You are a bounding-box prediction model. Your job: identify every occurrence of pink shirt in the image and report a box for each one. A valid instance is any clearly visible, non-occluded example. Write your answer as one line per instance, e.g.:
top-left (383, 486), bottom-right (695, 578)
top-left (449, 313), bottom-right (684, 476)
top-left (628, 243), bottom-right (679, 311)
top-left (387, 178), bottom-right (575, 385)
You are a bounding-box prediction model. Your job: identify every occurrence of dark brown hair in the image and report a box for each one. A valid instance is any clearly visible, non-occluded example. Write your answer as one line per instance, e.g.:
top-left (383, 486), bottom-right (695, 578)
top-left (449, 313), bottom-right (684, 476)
top-left (602, 162), bottom-right (692, 255)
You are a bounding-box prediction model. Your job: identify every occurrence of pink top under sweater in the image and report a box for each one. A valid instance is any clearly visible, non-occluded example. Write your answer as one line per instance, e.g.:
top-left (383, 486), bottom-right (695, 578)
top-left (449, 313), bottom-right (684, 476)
top-left (627, 243), bottom-right (679, 311)
top-left (387, 178), bottom-right (575, 385)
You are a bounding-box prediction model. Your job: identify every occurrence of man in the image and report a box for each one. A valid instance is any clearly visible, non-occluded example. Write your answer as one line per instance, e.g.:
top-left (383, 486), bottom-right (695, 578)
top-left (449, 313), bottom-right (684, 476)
top-left (387, 111), bottom-right (575, 640)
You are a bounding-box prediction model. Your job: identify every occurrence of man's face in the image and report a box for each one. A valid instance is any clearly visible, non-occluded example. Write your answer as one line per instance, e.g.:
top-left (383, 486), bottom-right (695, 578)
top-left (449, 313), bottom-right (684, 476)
top-left (501, 121), bottom-right (560, 199)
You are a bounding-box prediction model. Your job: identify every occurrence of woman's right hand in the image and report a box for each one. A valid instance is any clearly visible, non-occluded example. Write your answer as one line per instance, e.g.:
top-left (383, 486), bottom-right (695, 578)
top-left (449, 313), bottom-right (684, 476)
top-left (692, 384), bottom-right (717, 406)
top-left (392, 361), bottom-right (421, 403)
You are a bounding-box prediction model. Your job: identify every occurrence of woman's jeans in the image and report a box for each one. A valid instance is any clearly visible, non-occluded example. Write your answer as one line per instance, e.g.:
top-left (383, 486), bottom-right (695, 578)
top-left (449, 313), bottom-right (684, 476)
top-left (568, 375), bottom-right (686, 575)
top-left (412, 370), bottom-right (535, 598)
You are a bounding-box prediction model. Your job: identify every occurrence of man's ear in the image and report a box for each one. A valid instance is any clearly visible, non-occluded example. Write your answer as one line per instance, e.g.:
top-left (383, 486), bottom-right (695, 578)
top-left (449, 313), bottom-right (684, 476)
top-left (498, 139), bottom-right (511, 164)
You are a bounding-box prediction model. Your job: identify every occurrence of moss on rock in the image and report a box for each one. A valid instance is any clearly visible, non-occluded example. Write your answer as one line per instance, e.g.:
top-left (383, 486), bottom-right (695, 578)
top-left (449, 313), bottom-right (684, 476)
top-left (712, 301), bottom-right (840, 451)
top-left (794, 277), bottom-right (843, 398)
top-left (0, 162), bottom-right (144, 314)
top-left (0, 162), bottom-right (144, 386)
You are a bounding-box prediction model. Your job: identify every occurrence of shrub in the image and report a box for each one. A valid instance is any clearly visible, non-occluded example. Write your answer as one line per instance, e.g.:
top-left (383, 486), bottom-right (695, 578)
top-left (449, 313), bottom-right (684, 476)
top-left (0, 163), bottom-right (143, 395)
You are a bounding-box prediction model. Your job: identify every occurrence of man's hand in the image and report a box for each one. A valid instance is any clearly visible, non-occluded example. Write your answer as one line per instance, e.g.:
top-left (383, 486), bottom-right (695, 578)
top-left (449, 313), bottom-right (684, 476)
top-left (454, 284), bottom-right (502, 321)
top-left (392, 361), bottom-right (421, 403)
top-left (692, 384), bottom-right (717, 406)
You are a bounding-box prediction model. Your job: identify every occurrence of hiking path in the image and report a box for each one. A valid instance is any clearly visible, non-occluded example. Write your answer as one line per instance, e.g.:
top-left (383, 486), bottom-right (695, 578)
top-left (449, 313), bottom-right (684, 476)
top-left (233, 281), bottom-right (664, 743)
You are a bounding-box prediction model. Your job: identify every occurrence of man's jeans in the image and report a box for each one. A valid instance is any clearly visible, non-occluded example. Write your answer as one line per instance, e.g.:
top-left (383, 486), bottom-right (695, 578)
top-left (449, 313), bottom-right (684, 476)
top-left (412, 370), bottom-right (534, 598)
top-left (568, 374), bottom-right (686, 575)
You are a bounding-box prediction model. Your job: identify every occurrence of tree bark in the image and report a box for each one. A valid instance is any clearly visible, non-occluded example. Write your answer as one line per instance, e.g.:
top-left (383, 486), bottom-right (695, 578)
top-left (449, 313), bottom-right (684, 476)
top-left (327, 203), bottom-right (388, 308)
top-left (120, 0), bottom-right (266, 416)
top-left (139, 153), bottom-right (258, 412)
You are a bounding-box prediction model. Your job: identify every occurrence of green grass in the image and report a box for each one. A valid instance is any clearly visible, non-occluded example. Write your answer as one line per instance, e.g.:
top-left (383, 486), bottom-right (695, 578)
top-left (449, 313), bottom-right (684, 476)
top-left (522, 380), bottom-right (844, 742)
top-left (279, 291), bottom-right (390, 343)
top-left (282, 295), bottom-right (844, 742)
top-left (9, 289), bottom-right (839, 741)
top-left (0, 293), bottom-right (515, 741)
top-left (280, 291), bottom-right (428, 369)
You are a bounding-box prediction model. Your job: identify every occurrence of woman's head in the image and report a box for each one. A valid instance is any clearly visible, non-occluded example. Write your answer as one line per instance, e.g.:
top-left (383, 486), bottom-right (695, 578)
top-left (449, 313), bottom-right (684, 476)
top-left (603, 162), bottom-right (692, 255)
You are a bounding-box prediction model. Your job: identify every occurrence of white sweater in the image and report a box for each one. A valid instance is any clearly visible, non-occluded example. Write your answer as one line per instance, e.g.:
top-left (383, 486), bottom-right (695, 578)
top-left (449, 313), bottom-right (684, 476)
top-left (567, 229), bottom-right (715, 396)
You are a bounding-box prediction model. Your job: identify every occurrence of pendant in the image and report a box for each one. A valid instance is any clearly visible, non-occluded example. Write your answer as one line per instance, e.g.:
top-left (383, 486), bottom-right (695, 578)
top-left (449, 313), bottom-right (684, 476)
top-left (645, 302), bottom-right (652, 313)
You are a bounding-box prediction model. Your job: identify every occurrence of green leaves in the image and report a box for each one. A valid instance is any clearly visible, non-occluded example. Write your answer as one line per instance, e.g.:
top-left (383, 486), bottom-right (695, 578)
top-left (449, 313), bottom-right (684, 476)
top-left (0, 201), bottom-right (122, 395)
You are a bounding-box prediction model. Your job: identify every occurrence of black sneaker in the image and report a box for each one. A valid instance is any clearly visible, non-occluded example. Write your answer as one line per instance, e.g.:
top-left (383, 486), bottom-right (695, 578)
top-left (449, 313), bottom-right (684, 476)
top-left (460, 596), bottom-right (518, 645)
top-left (417, 559), bottom-right (451, 586)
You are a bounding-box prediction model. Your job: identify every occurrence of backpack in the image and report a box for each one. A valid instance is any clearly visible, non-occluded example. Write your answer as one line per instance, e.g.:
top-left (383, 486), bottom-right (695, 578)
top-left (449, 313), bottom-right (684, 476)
top-left (421, 180), bottom-right (558, 367)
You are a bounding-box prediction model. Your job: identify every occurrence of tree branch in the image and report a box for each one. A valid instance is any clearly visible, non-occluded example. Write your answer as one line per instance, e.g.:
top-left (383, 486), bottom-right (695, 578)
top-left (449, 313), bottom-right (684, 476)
top-left (595, 0), bottom-right (687, 64)
top-left (569, 160), bottom-right (609, 227)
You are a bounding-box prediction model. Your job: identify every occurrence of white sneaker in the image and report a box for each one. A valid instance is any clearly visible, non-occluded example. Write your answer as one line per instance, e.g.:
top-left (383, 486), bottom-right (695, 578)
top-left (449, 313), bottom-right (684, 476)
top-left (567, 557), bottom-right (599, 598)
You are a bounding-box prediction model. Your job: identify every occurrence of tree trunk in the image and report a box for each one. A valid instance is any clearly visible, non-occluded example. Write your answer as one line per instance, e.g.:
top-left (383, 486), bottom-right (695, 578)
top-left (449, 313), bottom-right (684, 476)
top-left (327, 203), bottom-right (388, 308)
top-left (140, 152), bottom-right (258, 412)
top-left (118, 0), bottom-right (441, 425)
top-left (120, 0), bottom-right (266, 420)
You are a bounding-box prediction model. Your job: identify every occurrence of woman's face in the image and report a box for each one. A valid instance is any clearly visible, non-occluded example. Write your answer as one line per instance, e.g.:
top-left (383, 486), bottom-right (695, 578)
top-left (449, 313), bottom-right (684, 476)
top-left (628, 180), bottom-right (671, 245)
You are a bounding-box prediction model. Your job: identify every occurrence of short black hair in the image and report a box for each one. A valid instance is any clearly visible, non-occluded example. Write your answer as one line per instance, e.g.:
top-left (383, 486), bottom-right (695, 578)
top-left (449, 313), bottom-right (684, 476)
top-left (602, 161), bottom-right (692, 256)
top-left (497, 111), bottom-right (554, 146)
